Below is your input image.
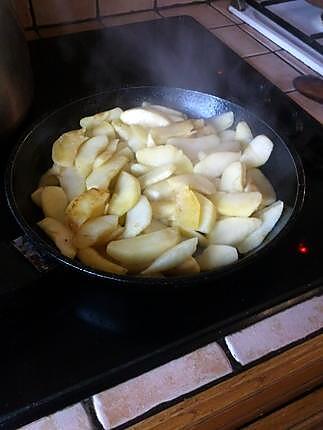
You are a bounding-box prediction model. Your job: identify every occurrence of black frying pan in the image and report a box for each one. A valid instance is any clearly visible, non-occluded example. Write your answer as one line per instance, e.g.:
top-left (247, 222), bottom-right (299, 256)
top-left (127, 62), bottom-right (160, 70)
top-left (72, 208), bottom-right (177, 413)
top-left (3, 86), bottom-right (305, 291)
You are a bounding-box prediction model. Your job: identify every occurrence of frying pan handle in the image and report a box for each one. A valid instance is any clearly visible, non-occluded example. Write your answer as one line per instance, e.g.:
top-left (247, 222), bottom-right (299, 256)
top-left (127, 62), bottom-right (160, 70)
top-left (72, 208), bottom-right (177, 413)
top-left (0, 235), bottom-right (55, 295)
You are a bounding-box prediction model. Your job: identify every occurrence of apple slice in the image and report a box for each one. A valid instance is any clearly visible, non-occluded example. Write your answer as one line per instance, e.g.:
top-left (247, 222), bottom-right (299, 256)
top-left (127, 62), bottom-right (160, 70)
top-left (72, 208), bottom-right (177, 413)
top-left (194, 152), bottom-right (241, 178)
top-left (106, 227), bottom-right (180, 267)
top-left (246, 168), bottom-right (276, 207)
top-left (75, 135), bottom-right (108, 177)
top-left (31, 187), bottom-right (44, 207)
top-left (39, 165), bottom-right (60, 187)
top-left (38, 217), bottom-right (76, 258)
top-left (80, 107), bottom-right (123, 129)
top-left (143, 218), bottom-right (167, 233)
top-left (127, 125), bottom-right (148, 152)
top-left (236, 121), bottom-right (253, 148)
top-left (180, 228), bottom-right (208, 247)
top-left (151, 200), bottom-right (176, 224)
top-left (108, 172), bottom-right (141, 216)
top-left (208, 217), bottom-right (261, 245)
top-left (144, 180), bottom-right (173, 201)
top-left (194, 192), bottom-right (217, 234)
top-left (121, 108), bottom-right (171, 128)
top-left (196, 245), bottom-right (238, 271)
top-left (130, 163), bottom-right (152, 176)
top-left (174, 186), bottom-right (200, 230)
top-left (78, 247), bottom-right (127, 275)
top-left (212, 191), bottom-right (262, 217)
top-left (210, 111), bottom-right (234, 131)
top-left (59, 166), bottom-right (86, 201)
top-left (73, 215), bottom-right (118, 249)
top-left (139, 164), bottom-right (176, 189)
top-left (52, 129), bottom-right (87, 167)
top-left (87, 121), bottom-right (116, 139)
top-left (123, 196), bottom-right (152, 238)
top-left (92, 140), bottom-right (119, 169)
top-left (237, 200), bottom-right (284, 253)
top-left (220, 161), bottom-right (246, 192)
top-left (241, 135), bottom-right (274, 167)
top-left (168, 174), bottom-right (216, 195)
top-left (142, 237), bottom-right (198, 274)
top-left (142, 102), bottom-right (187, 120)
top-left (151, 120), bottom-right (195, 144)
top-left (166, 257), bottom-right (200, 276)
top-left (136, 145), bottom-right (193, 174)
top-left (41, 186), bottom-right (68, 223)
top-left (86, 155), bottom-right (128, 190)
top-left (168, 134), bottom-right (220, 163)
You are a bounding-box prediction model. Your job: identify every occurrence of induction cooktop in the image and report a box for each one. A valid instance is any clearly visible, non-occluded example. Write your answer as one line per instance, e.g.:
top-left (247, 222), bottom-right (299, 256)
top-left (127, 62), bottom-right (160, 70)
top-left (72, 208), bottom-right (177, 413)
top-left (0, 16), bottom-right (322, 430)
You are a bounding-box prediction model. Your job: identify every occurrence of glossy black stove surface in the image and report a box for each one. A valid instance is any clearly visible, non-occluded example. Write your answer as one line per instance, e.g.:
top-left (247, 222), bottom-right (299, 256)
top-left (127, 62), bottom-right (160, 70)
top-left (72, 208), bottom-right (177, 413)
top-left (1, 17), bottom-right (322, 429)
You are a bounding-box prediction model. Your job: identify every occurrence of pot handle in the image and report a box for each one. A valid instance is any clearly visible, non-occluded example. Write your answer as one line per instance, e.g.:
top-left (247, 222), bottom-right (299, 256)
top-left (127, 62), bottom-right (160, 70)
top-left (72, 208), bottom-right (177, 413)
top-left (0, 236), bottom-right (55, 295)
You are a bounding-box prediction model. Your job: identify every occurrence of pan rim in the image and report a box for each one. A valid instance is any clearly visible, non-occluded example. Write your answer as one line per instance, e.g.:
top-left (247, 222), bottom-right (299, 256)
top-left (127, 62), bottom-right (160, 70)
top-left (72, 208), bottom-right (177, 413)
top-left (5, 85), bottom-right (306, 288)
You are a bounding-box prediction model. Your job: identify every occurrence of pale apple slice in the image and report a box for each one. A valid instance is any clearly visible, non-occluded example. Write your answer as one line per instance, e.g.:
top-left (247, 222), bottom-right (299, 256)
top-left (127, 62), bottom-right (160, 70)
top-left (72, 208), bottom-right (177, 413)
top-left (123, 196), bottom-right (152, 238)
top-left (74, 215), bottom-right (118, 249)
top-left (86, 155), bottom-right (128, 190)
top-left (144, 180), bottom-right (173, 201)
top-left (194, 152), bottom-right (241, 178)
top-left (41, 186), bottom-right (68, 223)
top-left (143, 218), bottom-right (167, 233)
top-left (52, 129), bottom-right (87, 167)
top-left (31, 187), bottom-right (44, 207)
top-left (241, 135), bottom-right (274, 167)
top-left (78, 247), bottom-right (127, 275)
top-left (130, 163), bottom-right (152, 176)
top-left (142, 238), bottom-right (198, 274)
top-left (108, 172), bottom-right (141, 216)
top-left (220, 161), bottom-right (246, 192)
top-left (246, 168), bottom-right (276, 207)
top-left (166, 257), bottom-right (200, 276)
top-left (146, 132), bottom-right (156, 147)
top-left (80, 107), bottom-right (123, 129)
top-left (212, 191), bottom-right (262, 217)
top-left (168, 174), bottom-right (216, 195)
top-left (151, 200), bottom-right (177, 225)
top-left (87, 121), bottom-right (116, 138)
top-left (180, 228), bottom-right (209, 247)
top-left (142, 103), bottom-right (187, 120)
top-left (174, 186), bottom-right (200, 230)
top-left (106, 227), bottom-right (180, 266)
top-left (168, 134), bottom-right (220, 163)
top-left (194, 192), bottom-right (217, 234)
top-left (237, 200), bottom-right (284, 253)
top-left (197, 244), bottom-right (238, 271)
top-left (219, 130), bottom-right (236, 142)
top-left (150, 120), bottom-right (195, 143)
top-left (66, 188), bottom-right (109, 231)
top-left (210, 111), bottom-right (234, 131)
top-left (215, 140), bottom-right (241, 153)
top-left (38, 217), bottom-right (76, 258)
top-left (208, 217), bottom-right (261, 245)
top-left (112, 120), bottom-right (131, 141)
top-left (121, 108), bottom-right (171, 128)
top-left (75, 135), bottom-right (108, 177)
top-left (136, 145), bottom-right (193, 174)
top-left (236, 121), bottom-right (253, 148)
top-left (126, 125), bottom-right (148, 152)
top-left (92, 139), bottom-right (119, 169)
top-left (58, 166), bottom-right (86, 202)
top-left (139, 164), bottom-right (176, 189)
top-left (117, 147), bottom-right (134, 161)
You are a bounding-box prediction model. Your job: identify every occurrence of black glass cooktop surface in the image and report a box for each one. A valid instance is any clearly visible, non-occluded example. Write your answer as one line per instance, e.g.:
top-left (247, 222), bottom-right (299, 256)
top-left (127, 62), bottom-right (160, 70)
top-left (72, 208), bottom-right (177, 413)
top-left (0, 17), bottom-right (322, 429)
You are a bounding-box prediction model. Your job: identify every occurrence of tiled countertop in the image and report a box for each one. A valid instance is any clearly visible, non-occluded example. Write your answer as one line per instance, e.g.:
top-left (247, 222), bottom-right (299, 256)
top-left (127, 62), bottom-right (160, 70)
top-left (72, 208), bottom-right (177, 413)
top-left (17, 2), bottom-right (323, 429)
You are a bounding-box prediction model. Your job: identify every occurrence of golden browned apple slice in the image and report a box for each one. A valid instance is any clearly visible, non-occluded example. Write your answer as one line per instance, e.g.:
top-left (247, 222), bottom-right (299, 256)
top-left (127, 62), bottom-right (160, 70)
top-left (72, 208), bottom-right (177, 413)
top-left (85, 155), bottom-right (128, 190)
top-left (41, 186), bottom-right (68, 223)
top-left (108, 172), bottom-right (141, 216)
top-left (38, 165), bottom-right (60, 186)
top-left (31, 187), bottom-right (44, 207)
top-left (78, 247), bottom-right (127, 275)
top-left (142, 237), bottom-right (198, 274)
top-left (38, 217), bottom-right (76, 258)
top-left (174, 186), bottom-right (200, 230)
top-left (196, 244), bottom-right (238, 270)
top-left (212, 191), bottom-right (262, 217)
top-left (194, 192), bottom-right (217, 234)
top-left (75, 135), bottom-right (108, 177)
top-left (208, 217), bottom-right (261, 246)
top-left (65, 188), bottom-right (109, 230)
top-left (73, 215), bottom-right (118, 249)
top-left (123, 196), bottom-right (152, 238)
top-left (106, 227), bottom-right (180, 267)
top-left (52, 129), bottom-right (87, 167)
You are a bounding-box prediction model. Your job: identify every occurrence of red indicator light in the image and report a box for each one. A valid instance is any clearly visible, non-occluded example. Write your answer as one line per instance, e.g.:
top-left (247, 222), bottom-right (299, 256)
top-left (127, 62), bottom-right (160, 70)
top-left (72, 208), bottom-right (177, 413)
top-left (297, 243), bottom-right (309, 255)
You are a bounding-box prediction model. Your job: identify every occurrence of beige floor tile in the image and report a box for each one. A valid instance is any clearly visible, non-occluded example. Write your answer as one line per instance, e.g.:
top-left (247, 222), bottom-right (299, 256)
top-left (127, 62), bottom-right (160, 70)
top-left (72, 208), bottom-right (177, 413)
top-left (39, 20), bottom-right (103, 38)
top-left (159, 3), bottom-right (234, 28)
top-left (211, 0), bottom-right (243, 24)
top-left (212, 26), bottom-right (269, 58)
top-left (276, 50), bottom-right (320, 77)
top-left (102, 11), bottom-right (160, 27)
top-left (288, 91), bottom-right (323, 124)
top-left (246, 53), bottom-right (300, 92)
top-left (99, 0), bottom-right (154, 16)
top-left (239, 23), bottom-right (281, 51)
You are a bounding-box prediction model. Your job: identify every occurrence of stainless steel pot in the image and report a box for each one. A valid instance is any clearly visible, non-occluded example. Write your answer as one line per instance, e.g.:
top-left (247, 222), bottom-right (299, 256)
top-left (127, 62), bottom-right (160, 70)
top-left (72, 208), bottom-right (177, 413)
top-left (0, 0), bottom-right (33, 135)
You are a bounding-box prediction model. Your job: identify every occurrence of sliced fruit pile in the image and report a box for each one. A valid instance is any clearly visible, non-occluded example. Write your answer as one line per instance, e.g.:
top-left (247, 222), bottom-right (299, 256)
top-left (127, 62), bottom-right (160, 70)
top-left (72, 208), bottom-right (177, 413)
top-left (31, 103), bottom-right (284, 277)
